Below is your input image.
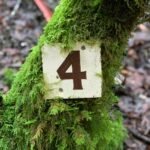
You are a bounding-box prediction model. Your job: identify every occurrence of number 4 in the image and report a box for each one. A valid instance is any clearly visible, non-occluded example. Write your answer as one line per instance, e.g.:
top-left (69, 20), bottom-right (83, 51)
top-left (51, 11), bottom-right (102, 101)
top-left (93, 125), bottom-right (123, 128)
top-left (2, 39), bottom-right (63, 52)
top-left (57, 51), bottom-right (87, 90)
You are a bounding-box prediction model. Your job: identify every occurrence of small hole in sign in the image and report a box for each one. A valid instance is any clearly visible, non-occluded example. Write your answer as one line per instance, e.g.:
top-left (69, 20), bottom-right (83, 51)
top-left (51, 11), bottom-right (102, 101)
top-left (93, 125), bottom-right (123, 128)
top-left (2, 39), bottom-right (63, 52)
top-left (59, 88), bottom-right (63, 92)
top-left (81, 45), bottom-right (86, 50)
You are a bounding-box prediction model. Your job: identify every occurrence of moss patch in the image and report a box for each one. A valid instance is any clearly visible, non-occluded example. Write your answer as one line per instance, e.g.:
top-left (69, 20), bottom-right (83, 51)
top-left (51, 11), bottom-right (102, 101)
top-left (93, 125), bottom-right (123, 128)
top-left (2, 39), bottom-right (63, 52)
top-left (0, 0), bottom-right (149, 149)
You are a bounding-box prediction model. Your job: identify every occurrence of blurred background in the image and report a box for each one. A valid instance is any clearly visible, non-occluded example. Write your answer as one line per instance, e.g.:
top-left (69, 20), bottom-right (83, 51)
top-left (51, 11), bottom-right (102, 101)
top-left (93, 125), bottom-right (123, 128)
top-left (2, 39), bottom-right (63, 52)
top-left (0, 0), bottom-right (150, 149)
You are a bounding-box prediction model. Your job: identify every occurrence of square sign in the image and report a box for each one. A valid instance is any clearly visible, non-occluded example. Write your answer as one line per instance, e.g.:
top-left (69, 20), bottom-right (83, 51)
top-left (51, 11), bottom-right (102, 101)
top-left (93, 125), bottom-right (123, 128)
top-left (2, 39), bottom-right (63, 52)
top-left (42, 43), bottom-right (102, 99)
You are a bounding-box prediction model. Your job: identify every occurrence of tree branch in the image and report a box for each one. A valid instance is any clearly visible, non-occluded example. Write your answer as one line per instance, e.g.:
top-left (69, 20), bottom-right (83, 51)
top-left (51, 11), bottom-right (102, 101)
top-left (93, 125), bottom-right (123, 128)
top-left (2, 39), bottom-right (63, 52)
top-left (34, 0), bottom-right (53, 22)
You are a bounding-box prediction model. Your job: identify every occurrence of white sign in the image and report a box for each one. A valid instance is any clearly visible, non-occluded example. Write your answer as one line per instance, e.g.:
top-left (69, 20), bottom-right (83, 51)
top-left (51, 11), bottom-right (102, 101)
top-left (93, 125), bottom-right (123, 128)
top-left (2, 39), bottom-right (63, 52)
top-left (42, 43), bottom-right (102, 99)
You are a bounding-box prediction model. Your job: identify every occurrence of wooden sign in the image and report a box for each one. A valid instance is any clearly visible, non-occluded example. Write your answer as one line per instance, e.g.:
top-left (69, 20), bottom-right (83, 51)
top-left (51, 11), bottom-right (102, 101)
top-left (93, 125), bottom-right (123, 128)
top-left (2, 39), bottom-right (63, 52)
top-left (42, 43), bottom-right (102, 99)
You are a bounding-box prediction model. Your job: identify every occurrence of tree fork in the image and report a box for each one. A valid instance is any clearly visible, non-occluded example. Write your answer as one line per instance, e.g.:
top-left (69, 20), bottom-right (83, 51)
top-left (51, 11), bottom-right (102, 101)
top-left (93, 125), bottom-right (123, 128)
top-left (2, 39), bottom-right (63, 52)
top-left (0, 0), bottom-right (149, 150)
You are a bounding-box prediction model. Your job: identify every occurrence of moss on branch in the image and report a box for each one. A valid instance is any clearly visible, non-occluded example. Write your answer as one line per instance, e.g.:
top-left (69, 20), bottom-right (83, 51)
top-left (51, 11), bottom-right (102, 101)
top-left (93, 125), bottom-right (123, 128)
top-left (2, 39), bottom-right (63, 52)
top-left (0, 0), bottom-right (149, 150)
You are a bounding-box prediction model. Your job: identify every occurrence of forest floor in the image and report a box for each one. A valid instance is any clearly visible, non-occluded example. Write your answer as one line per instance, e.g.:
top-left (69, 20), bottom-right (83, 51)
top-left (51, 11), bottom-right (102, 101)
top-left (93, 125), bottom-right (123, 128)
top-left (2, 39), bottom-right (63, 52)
top-left (0, 0), bottom-right (150, 150)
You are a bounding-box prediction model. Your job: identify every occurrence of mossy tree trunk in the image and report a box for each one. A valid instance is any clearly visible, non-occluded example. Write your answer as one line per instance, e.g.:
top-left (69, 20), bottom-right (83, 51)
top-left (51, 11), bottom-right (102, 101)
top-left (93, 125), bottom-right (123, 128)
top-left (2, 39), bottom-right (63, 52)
top-left (0, 0), bottom-right (149, 150)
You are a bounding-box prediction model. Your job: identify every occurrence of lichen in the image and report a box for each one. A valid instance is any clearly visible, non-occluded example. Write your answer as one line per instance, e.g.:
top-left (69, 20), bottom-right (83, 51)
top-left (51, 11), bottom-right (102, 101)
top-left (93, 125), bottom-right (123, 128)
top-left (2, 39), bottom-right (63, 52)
top-left (0, 0), bottom-right (149, 150)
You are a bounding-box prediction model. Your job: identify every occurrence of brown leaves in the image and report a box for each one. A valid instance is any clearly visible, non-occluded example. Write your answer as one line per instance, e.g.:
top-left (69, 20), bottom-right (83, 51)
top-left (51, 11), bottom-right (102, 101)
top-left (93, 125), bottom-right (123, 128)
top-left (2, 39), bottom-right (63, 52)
top-left (119, 23), bottom-right (150, 149)
top-left (0, 0), bottom-right (44, 93)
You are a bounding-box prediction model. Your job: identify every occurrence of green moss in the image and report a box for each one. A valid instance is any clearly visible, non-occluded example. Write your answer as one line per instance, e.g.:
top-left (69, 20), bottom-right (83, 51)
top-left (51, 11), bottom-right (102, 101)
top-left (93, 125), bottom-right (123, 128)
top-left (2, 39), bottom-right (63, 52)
top-left (3, 68), bottom-right (16, 87)
top-left (0, 0), bottom-right (148, 150)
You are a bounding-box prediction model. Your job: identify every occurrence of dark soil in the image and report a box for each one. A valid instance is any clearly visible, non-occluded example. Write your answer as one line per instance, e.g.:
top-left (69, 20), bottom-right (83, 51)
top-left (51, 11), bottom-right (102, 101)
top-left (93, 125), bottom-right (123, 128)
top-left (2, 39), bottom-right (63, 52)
top-left (0, 0), bottom-right (150, 149)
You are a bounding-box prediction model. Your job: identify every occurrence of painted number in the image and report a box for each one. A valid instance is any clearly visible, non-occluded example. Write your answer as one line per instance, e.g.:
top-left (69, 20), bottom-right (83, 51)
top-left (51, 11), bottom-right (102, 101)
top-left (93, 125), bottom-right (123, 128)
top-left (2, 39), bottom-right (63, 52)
top-left (57, 51), bottom-right (87, 90)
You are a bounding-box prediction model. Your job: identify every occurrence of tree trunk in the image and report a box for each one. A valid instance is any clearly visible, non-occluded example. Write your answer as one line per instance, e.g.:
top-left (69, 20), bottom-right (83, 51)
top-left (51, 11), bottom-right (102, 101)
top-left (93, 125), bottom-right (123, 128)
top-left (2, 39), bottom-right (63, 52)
top-left (0, 0), bottom-right (148, 150)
